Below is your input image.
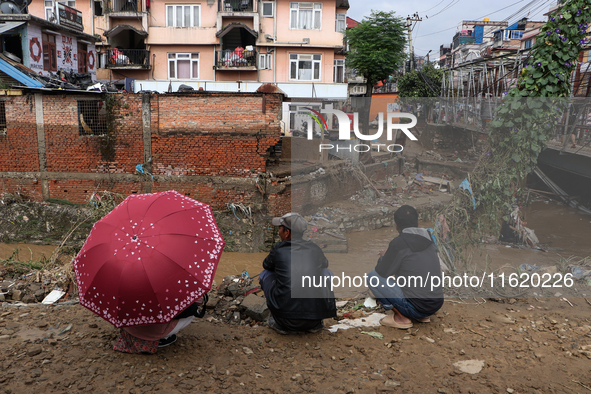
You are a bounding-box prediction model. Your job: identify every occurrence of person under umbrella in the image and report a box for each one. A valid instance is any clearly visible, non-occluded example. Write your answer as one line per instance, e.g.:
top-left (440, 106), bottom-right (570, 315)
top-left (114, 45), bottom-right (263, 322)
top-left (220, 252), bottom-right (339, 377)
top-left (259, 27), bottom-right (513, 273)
top-left (73, 190), bottom-right (224, 354)
top-left (114, 295), bottom-right (208, 353)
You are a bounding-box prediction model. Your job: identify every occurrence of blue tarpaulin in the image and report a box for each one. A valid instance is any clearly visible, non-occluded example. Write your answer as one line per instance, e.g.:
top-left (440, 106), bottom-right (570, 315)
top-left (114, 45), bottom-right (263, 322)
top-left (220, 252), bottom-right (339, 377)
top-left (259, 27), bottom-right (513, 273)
top-left (459, 178), bottom-right (476, 210)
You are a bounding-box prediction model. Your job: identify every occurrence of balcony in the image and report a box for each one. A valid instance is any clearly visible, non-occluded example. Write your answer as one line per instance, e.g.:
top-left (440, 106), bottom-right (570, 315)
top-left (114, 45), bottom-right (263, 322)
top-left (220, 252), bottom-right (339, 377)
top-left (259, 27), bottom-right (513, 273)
top-left (218, 0), bottom-right (257, 13)
top-left (214, 49), bottom-right (257, 70)
top-left (106, 0), bottom-right (143, 15)
top-left (106, 49), bottom-right (150, 69)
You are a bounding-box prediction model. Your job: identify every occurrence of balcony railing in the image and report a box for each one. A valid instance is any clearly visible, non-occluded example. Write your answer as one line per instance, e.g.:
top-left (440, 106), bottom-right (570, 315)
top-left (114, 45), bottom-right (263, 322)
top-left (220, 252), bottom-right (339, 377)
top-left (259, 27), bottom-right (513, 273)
top-left (215, 49), bottom-right (257, 68)
top-left (107, 0), bottom-right (142, 13)
top-left (218, 0), bottom-right (256, 12)
top-left (106, 49), bottom-right (150, 69)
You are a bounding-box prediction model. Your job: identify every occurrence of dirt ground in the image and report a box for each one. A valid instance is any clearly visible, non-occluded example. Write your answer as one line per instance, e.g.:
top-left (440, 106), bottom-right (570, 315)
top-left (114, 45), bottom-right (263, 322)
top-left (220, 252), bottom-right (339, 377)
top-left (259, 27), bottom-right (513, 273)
top-left (1, 296), bottom-right (591, 394)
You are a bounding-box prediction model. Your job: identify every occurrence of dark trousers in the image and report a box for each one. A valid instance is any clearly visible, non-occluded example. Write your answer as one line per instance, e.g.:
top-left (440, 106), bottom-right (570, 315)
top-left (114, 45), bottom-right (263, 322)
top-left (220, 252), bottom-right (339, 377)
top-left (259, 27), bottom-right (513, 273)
top-left (259, 269), bottom-right (323, 332)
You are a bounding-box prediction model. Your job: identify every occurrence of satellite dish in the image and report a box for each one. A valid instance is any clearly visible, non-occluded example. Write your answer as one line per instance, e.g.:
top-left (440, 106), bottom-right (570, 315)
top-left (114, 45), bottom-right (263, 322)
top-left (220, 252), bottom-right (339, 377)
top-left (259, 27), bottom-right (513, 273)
top-left (0, 1), bottom-right (20, 13)
top-left (0, 0), bottom-right (32, 13)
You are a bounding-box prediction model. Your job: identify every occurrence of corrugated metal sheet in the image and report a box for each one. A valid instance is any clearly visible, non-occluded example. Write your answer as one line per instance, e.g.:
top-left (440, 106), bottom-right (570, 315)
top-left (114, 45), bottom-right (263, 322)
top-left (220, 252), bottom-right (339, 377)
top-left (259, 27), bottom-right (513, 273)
top-left (0, 21), bottom-right (25, 34)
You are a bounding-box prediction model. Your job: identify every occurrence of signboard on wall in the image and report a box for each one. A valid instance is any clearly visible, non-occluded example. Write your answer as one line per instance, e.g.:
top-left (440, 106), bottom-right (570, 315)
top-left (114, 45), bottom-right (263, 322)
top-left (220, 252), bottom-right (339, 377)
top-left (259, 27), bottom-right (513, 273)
top-left (57, 3), bottom-right (83, 32)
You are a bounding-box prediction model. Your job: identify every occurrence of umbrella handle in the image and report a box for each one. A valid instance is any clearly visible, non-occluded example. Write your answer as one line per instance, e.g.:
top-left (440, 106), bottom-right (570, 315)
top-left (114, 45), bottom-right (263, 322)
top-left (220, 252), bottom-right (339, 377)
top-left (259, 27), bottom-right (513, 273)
top-left (195, 293), bottom-right (208, 318)
top-left (175, 293), bottom-right (209, 319)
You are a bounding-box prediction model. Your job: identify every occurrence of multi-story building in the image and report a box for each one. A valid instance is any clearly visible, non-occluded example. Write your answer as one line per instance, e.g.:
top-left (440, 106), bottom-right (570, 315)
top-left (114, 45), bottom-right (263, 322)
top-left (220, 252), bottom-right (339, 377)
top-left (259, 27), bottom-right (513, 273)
top-left (439, 44), bottom-right (451, 68)
top-left (1, 2), bottom-right (99, 82)
top-left (490, 18), bottom-right (544, 56)
top-left (26, 0), bottom-right (348, 99)
top-left (450, 19), bottom-right (508, 67)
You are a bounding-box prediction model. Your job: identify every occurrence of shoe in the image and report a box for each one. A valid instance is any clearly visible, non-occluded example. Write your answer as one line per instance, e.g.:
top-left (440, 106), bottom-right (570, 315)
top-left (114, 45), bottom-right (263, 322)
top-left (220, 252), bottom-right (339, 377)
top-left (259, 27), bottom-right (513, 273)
top-left (415, 316), bottom-right (431, 323)
top-left (158, 334), bottom-right (177, 347)
top-left (379, 314), bottom-right (413, 329)
top-left (307, 321), bottom-right (324, 333)
top-left (268, 316), bottom-right (289, 335)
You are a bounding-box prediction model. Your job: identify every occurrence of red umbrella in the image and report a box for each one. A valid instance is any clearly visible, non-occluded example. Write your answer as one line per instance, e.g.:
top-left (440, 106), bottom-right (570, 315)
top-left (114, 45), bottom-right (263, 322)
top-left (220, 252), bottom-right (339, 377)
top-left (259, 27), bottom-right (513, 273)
top-left (73, 190), bottom-right (225, 328)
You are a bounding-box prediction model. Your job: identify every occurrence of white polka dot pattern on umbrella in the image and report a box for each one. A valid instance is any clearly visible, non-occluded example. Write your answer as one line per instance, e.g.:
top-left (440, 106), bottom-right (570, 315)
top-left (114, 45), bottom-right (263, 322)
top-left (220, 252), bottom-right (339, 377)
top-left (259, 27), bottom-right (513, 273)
top-left (73, 190), bottom-right (225, 328)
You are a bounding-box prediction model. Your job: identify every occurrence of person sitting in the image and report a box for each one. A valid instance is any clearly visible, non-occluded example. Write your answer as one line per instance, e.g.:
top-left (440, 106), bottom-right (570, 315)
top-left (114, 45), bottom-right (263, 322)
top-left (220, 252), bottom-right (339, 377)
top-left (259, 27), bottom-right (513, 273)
top-left (113, 295), bottom-right (207, 354)
top-left (259, 213), bottom-right (336, 334)
top-left (368, 205), bottom-right (443, 329)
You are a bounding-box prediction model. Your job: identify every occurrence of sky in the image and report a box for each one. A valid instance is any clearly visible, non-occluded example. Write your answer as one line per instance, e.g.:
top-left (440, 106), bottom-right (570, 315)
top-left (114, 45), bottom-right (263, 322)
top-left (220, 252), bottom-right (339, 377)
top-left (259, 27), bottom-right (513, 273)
top-left (347, 0), bottom-right (556, 58)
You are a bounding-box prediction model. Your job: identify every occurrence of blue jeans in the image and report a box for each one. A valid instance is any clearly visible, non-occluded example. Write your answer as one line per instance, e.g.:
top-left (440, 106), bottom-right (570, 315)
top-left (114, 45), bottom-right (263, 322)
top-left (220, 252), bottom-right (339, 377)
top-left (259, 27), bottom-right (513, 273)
top-left (367, 270), bottom-right (430, 320)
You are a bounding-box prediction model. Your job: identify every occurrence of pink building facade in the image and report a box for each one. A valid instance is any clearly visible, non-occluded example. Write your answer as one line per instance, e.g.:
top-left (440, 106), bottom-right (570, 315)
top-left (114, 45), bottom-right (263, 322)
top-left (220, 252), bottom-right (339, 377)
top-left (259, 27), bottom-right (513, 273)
top-left (27, 0), bottom-right (348, 98)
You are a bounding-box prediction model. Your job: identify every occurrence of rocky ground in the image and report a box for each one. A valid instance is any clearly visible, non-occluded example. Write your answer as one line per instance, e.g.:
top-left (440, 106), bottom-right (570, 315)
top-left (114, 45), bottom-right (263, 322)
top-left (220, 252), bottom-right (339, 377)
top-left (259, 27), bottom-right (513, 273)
top-left (3, 140), bottom-right (591, 393)
top-left (1, 295), bottom-right (591, 394)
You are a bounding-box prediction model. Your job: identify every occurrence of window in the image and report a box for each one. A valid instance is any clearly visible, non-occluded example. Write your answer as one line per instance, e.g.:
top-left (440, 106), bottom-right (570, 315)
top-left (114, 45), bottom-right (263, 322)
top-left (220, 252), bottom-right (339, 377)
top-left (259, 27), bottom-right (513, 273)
top-left (168, 53), bottom-right (199, 79)
top-left (335, 13), bottom-right (346, 33)
top-left (334, 59), bottom-right (344, 83)
top-left (289, 53), bottom-right (321, 81)
top-left (0, 101), bottom-right (6, 136)
top-left (166, 4), bottom-right (200, 27)
top-left (45, 0), bottom-right (54, 20)
top-left (42, 33), bottom-right (57, 72)
top-left (78, 100), bottom-right (107, 136)
top-left (351, 85), bottom-right (366, 95)
top-left (524, 39), bottom-right (533, 49)
top-left (290, 3), bottom-right (322, 30)
top-left (262, 1), bottom-right (274, 17)
top-left (59, 0), bottom-right (76, 7)
top-left (258, 53), bottom-right (273, 69)
top-left (78, 42), bottom-right (87, 73)
top-left (94, 0), bottom-right (103, 16)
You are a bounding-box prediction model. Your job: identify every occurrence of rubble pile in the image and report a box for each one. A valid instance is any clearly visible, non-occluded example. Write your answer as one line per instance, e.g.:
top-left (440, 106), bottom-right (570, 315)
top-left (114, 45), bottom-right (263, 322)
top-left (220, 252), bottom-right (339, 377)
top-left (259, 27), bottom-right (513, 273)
top-left (0, 265), bottom-right (75, 304)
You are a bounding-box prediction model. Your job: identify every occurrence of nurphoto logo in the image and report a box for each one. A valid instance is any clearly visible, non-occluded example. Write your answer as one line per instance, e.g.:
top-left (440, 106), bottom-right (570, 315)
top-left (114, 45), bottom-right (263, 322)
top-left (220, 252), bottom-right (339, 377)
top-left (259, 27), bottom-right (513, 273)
top-left (305, 108), bottom-right (419, 153)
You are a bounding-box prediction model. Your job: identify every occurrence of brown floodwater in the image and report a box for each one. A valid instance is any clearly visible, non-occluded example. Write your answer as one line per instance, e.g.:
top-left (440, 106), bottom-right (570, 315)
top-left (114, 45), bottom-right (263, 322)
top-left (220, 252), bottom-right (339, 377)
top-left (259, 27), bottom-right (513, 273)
top-left (1, 201), bottom-right (589, 298)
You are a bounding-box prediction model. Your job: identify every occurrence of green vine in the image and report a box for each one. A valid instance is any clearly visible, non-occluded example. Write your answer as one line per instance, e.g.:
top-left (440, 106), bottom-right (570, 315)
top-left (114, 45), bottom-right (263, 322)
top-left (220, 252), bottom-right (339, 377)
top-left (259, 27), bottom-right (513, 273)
top-left (99, 93), bottom-right (121, 161)
top-left (441, 0), bottom-right (590, 249)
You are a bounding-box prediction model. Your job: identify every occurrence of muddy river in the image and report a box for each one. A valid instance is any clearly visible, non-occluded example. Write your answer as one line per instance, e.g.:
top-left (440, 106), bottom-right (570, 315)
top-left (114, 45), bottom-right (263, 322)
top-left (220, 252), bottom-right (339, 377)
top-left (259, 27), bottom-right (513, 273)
top-left (1, 201), bottom-right (589, 298)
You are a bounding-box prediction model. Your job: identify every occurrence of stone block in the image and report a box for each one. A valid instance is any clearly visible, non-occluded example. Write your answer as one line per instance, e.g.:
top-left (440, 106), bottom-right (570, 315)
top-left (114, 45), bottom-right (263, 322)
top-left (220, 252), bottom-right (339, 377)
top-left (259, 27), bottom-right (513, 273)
top-left (240, 294), bottom-right (270, 321)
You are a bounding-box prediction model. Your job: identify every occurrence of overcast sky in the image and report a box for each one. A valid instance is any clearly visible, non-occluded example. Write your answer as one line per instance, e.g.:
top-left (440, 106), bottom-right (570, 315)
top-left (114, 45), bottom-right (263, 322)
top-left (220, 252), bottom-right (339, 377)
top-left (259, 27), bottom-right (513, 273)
top-left (347, 0), bottom-right (556, 58)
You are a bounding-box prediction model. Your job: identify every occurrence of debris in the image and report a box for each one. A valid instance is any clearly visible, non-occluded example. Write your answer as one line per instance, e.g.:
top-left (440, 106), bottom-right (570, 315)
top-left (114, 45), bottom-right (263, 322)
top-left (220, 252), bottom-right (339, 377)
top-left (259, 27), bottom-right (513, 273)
top-left (328, 313), bottom-right (386, 332)
top-left (458, 178), bottom-right (476, 210)
top-left (453, 360), bottom-right (485, 375)
top-left (360, 331), bottom-right (384, 339)
top-left (363, 297), bottom-right (377, 308)
top-left (240, 294), bottom-right (270, 321)
top-left (58, 323), bottom-right (73, 336)
top-left (570, 266), bottom-right (591, 280)
top-left (41, 289), bottom-right (66, 305)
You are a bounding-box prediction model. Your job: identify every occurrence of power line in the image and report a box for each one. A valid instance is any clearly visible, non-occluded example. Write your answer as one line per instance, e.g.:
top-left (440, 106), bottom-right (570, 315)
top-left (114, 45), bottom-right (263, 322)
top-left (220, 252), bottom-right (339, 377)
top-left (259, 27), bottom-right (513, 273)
top-left (419, 0), bottom-right (447, 13)
top-left (426, 0), bottom-right (461, 19)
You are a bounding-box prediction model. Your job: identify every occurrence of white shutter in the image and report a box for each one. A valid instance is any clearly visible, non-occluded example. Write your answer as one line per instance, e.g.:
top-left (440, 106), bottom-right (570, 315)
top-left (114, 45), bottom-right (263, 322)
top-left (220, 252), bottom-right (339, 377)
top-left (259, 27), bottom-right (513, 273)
top-left (259, 54), bottom-right (267, 69)
top-left (266, 54), bottom-right (273, 70)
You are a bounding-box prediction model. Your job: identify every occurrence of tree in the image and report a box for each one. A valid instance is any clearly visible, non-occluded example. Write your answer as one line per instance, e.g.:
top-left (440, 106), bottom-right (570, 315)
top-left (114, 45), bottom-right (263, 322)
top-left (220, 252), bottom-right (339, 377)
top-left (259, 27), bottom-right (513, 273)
top-left (344, 10), bottom-right (408, 98)
top-left (344, 11), bottom-right (407, 163)
top-left (397, 63), bottom-right (442, 98)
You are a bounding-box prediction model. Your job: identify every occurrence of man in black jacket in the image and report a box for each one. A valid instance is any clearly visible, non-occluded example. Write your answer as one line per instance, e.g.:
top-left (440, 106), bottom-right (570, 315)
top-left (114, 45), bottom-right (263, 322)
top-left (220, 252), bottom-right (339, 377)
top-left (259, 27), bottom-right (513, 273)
top-left (259, 213), bottom-right (336, 334)
top-left (368, 205), bottom-right (443, 329)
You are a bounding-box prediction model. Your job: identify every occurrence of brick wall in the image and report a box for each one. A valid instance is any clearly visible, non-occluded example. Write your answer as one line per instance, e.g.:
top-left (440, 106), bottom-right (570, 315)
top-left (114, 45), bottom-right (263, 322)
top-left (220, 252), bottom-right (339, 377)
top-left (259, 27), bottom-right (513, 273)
top-left (0, 91), bottom-right (283, 212)
top-left (0, 96), bottom-right (39, 172)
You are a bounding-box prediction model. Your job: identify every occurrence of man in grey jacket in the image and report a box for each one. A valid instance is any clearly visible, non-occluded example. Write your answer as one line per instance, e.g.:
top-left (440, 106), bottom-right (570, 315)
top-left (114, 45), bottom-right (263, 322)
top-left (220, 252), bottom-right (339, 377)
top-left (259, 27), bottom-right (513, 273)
top-left (368, 205), bottom-right (443, 329)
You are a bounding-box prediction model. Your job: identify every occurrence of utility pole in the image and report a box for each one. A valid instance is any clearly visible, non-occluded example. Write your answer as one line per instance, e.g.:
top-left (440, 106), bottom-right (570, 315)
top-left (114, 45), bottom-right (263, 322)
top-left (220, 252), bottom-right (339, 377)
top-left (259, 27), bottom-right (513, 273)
top-left (406, 13), bottom-right (422, 72)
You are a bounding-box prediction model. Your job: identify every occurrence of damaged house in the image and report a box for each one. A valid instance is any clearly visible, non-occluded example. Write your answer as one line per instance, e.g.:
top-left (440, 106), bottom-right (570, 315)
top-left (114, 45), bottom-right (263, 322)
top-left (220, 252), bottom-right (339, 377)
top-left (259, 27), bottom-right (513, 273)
top-left (0, 0), bottom-right (99, 88)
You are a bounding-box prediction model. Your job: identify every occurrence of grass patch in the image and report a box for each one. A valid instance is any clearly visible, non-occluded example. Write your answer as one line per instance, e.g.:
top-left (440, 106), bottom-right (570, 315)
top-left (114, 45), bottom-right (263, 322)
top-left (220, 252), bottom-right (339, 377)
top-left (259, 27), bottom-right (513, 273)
top-left (0, 248), bottom-right (47, 274)
top-left (46, 198), bottom-right (78, 206)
